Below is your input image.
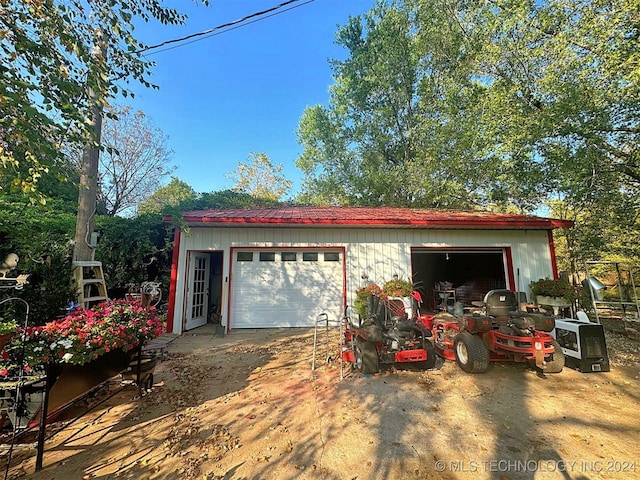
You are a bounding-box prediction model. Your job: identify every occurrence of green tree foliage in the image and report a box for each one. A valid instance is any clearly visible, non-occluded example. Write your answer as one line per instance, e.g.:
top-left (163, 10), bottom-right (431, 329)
top-left (97, 183), bottom-right (287, 292)
top-left (0, 195), bottom-right (77, 325)
top-left (492, 1), bottom-right (637, 188)
top-left (226, 153), bottom-right (292, 202)
top-left (483, 0), bottom-right (639, 216)
top-left (137, 177), bottom-right (196, 216)
top-left (161, 189), bottom-right (283, 234)
top-left (297, 0), bottom-right (639, 268)
top-left (296, 1), bottom-right (493, 208)
top-left (0, 0), bottom-right (197, 201)
top-left (458, 0), bottom-right (640, 214)
top-left (298, 0), bottom-right (639, 206)
top-left (95, 214), bottom-right (173, 293)
top-left (0, 193), bottom-right (173, 316)
top-left (142, 182), bottom-right (282, 220)
top-left (183, 189), bottom-right (282, 211)
top-left (1, 166), bottom-right (279, 317)
top-left (463, 0), bottom-right (640, 267)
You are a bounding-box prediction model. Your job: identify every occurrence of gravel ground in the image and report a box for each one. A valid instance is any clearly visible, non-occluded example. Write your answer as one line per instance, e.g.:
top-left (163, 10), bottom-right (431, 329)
top-left (3, 324), bottom-right (639, 480)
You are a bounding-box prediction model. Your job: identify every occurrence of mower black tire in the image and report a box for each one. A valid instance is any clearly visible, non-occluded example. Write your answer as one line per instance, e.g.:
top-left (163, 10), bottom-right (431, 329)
top-left (355, 338), bottom-right (379, 374)
top-left (454, 332), bottom-right (490, 373)
top-left (544, 340), bottom-right (565, 373)
top-left (420, 340), bottom-right (437, 369)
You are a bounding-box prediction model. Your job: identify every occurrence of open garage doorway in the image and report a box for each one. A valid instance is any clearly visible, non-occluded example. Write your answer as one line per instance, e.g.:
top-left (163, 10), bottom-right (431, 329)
top-left (184, 250), bottom-right (224, 331)
top-left (411, 248), bottom-right (514, 312)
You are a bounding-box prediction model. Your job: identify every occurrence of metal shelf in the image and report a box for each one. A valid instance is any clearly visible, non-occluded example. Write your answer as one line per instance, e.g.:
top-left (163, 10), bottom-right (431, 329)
top-left (584, 261), bottom-right (640, 324)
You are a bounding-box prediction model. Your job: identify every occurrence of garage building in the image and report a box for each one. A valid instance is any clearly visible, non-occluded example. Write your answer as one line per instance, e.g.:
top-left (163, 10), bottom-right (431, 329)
top-left (164, 206), bottom-right (573, 334)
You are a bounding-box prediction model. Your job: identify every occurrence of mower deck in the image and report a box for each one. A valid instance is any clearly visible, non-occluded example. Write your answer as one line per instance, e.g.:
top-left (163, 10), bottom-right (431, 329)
top-left (433, 320), bottom-right (556, 364)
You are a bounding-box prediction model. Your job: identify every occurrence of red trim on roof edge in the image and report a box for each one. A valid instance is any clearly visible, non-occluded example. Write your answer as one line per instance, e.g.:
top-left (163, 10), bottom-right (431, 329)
top-left (184, 216), bottom-right (568, 228)
top-left (171, 207), bottom-right (574, 230)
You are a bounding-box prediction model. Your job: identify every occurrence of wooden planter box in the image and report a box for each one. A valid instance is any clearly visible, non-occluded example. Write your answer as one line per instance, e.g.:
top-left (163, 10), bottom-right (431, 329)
top-left (536, 295), bottom-right (571, 308)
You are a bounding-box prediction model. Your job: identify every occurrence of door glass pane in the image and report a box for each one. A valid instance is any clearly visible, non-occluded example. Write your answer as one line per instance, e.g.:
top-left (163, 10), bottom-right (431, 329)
top-left (191, 256), bottom-right (207, 318)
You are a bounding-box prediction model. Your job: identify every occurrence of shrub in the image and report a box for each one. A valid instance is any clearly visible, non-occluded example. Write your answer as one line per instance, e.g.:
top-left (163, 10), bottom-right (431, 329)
top-left (530, 278), bottom-right (577, 303)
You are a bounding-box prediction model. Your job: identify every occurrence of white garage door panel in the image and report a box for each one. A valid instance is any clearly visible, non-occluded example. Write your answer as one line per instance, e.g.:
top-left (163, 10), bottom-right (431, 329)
top-left (231, 250), bottom-right (343, 328)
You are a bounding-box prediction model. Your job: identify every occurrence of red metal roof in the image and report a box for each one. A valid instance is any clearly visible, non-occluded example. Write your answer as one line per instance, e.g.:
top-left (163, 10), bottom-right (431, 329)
top-left (166, 206), bottom-right (573, 230)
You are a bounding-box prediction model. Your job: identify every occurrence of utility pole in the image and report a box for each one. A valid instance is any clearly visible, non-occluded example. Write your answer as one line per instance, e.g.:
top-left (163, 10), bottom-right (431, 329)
top-left (73, 34), bottom-right (106, 262)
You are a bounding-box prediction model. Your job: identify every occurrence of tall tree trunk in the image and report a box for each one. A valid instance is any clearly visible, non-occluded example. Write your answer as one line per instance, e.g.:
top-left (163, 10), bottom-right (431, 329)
top-left (73, 122), bottom-right (101, 262)
top-left (73, 38), bottom-right (106, 262)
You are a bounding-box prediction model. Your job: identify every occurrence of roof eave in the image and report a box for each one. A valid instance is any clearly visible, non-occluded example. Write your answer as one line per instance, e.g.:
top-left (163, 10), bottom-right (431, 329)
top-left (175, 215), bottom-right (574, 230)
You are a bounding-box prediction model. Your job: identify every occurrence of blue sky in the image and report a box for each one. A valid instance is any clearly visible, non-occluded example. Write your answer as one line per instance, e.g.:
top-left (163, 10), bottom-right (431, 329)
top-left (125, 0), bottom-right (374, 197)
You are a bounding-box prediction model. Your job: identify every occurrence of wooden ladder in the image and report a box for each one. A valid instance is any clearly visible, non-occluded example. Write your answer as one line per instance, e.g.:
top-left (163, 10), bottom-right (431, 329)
top-left (73, 261), bottom-right (109, 308)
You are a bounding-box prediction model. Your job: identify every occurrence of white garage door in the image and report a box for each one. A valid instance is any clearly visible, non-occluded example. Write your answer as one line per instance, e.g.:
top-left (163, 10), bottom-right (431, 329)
top-left (230, 249), bottom-right (344, 328)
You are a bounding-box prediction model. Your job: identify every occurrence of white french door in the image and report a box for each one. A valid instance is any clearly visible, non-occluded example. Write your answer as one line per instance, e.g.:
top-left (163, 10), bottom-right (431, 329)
top-left (185, 252), bottom-right (210, 330)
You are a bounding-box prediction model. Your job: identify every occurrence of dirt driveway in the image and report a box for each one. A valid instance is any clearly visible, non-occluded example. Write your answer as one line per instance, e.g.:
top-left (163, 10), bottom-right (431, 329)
top-left (5, 324), bottom-right (640, 480)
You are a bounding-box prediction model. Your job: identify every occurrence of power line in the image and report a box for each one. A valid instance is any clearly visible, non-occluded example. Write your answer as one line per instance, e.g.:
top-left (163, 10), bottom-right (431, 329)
top-left (145, 0), bottom-right (315, 56)
top-left (138, 0), bottom-right (316, 55)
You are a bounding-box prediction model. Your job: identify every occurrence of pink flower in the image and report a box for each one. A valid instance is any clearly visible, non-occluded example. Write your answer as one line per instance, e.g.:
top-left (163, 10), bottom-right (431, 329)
top-left (2, 299), bottom-right (162, 370)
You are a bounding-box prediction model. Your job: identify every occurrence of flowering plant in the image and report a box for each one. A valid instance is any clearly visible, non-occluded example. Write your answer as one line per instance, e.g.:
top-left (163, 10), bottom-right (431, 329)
top-left (0, 318), bottom-right (18, 336)
top-left (0, 299), bottom-right (163, 377)
top-left (382, 278), bottom-right (414, 298)
top-left (354, 278), bottom-right (415, 318)
top-left (530, 278), bottom-right (577, 303)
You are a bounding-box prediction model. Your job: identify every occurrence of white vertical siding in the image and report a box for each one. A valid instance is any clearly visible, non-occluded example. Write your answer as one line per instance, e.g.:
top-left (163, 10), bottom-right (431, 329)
top-left (171, 226), bottom-right (554, 333)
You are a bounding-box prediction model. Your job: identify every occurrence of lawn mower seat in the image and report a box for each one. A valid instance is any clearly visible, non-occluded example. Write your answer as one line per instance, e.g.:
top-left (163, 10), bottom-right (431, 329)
top-left (484, 290), bottom-right (518, 318)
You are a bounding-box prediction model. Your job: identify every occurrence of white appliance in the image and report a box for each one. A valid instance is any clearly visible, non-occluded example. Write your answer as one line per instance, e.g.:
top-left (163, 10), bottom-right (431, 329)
top-left (552, 314), bottom-right (610, 372)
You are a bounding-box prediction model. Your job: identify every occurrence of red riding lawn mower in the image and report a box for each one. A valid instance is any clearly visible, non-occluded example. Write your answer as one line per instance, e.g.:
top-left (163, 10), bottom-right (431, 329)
top-left (429, 289), bottom-right (565, 374)
top-left (341, 293), bottom-right (437, 374)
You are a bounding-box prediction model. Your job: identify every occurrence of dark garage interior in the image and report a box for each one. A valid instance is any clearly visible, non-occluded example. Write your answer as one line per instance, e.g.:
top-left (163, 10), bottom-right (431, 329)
top-left (411, 249), bottom-right (508, 311)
